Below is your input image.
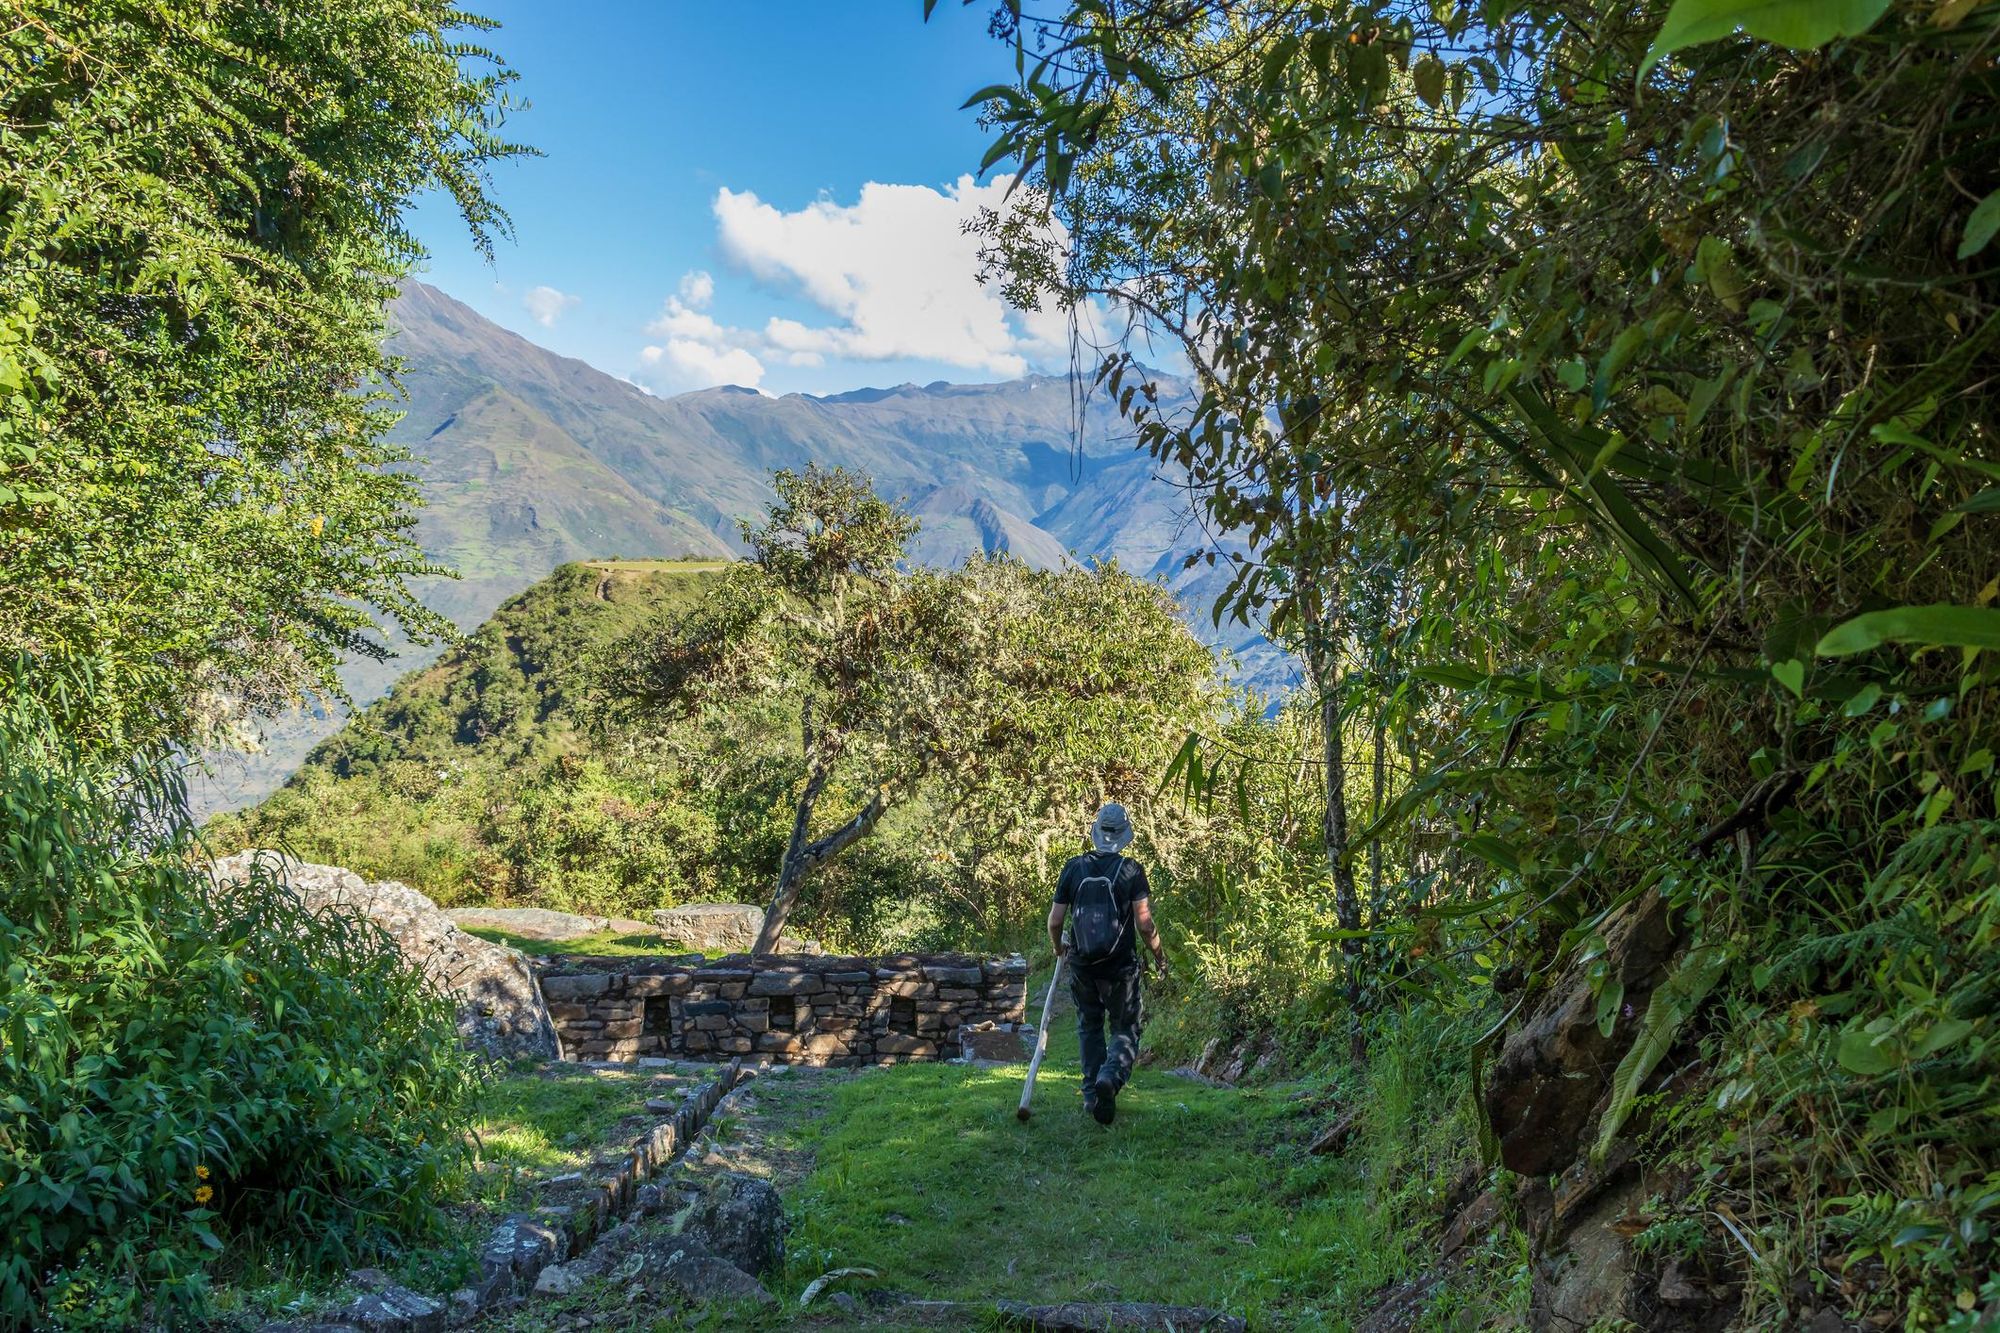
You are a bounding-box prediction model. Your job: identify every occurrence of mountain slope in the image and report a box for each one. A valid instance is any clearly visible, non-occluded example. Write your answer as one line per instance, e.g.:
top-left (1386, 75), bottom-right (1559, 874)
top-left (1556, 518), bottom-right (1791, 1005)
top-left (188, 284), bottom-right (1283, 818)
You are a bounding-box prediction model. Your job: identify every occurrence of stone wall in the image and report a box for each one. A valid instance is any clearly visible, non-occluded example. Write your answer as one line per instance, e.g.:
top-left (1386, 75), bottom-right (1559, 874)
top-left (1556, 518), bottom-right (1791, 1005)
top-left (539, 952), bottom-right (1028, 1066)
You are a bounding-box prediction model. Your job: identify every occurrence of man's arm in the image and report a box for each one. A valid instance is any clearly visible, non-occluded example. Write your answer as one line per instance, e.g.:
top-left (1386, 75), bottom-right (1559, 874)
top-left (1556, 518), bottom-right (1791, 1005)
top-left (1134, 898), bottom-right (1167, 977)
top-left (1047, 901), bottom-right (1069, 957)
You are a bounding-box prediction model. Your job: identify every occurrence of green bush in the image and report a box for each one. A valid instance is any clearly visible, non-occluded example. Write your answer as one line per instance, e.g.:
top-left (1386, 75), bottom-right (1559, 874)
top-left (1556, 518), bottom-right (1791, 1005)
top-left (0, 693), bottom-right (478, 1328)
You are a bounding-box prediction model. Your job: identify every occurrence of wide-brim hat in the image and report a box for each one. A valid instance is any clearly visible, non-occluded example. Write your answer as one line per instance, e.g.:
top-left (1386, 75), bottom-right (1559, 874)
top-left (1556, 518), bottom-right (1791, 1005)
top-left (1090, 802), bottom-right (1134, 852)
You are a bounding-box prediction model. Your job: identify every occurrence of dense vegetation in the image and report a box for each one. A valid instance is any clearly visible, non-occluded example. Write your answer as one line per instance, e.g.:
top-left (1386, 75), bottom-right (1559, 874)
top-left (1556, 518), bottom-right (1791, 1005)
top-left (218, 516), bottom-right (1233, 954)
top-left (0, 2), bottom-right (524, 1325)
top-left (0, 0), bottom-right (524, 753)
top-left (947, 0), bottom-right (2000, 1324)
top-left (0, 693), bottom-right (477, 1327)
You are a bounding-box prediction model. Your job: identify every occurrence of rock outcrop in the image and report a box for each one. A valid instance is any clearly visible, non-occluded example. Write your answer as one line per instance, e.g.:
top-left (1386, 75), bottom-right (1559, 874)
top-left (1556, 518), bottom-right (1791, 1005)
top-left (446, 905), bottom-right (655, 943)
top-left (1483, 886), bottom-right (1681, 1178)
top-left (687, 1172), bottom-right (785, 1278)
top-left (649, 901), bottom-right (816, 954)
top-left (210, 852), bottom-right (559, 1061)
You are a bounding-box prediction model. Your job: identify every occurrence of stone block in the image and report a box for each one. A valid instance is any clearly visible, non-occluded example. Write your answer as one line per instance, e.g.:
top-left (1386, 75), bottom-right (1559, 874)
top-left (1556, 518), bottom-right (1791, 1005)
top-left (683, 1000), bottom-right (733, 1017)
top-left (717, 1036), bottom-right (752, 1053)
top-left (799, 1034), bottom-right (849, 1056)
top-left (939, 988), bottom-right (981, 1001)
top-left (719, 982), bottom-right (747, 999)
top-left (824, 970), bottom-right (873, 985)
top-left (683, 1031), bottom-right (713, 1052)
top-left (691, 967), bottom-right (752, 983)
top-left (600, 1018), bottom-right (643, 1040)
top-left (540, 973), bottom-right (611, 1000)
top-left (749, 971), bottom-right (825, 996)
top-left (921, 964), bottom-right (983, 987)
top-left (695, 1015), bottom-right (732, 1032)
top-left (546, 1002), bottom-right (593, 1022)
top-left (737, 1011), bottom-right (770, 1033)
top-left (875, 1033), bottom-right (938, 1057)
top-left (755, 1033), bottom-right (803, 1054)
top-left (623, 973), bottom-right (692, 997)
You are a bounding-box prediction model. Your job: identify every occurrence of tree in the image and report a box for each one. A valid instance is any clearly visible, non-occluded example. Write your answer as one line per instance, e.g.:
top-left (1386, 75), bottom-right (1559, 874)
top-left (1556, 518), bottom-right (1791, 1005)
top-left (955, 0), bottom-right (1999, 1315)
top-left (0, 0), bottom-right (527, 755)
top-left (608, 465), bottom-right (1225, 954)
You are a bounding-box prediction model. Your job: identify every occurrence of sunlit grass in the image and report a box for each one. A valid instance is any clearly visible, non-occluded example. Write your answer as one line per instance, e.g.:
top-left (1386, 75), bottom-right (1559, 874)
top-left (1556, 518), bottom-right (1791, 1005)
top-left (776, 970), bottom-right (1404, 1329)
top-left (459, 925), bottom-right (691, 958)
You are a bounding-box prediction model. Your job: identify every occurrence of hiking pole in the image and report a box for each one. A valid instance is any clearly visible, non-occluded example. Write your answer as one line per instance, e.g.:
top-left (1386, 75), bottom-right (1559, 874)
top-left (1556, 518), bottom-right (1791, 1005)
top-left (1017, 954), bottom-right (1064, 1122)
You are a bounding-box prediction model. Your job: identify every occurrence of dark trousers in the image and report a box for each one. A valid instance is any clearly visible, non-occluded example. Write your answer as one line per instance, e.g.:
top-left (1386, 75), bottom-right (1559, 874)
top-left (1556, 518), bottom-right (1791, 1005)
top-left (1071, 961), bottom-right (1143, 1091)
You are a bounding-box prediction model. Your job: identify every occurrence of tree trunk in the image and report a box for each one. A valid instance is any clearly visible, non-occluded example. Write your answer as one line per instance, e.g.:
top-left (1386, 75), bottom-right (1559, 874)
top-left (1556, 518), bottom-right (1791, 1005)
top-left (1303, 597), bottom-right (1363, 1058)
top-left (1369, 693), bottom-right (1386, 915)
top-left (1310, 638), bottom-right (1360, 941)
top-left (753, 784), bottom-right (890, 955)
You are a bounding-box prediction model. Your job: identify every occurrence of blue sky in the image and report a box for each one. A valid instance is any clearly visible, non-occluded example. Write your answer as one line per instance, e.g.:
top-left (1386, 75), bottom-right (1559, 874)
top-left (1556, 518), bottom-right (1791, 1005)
top-left (404, 3), bottom-right (1066, 397)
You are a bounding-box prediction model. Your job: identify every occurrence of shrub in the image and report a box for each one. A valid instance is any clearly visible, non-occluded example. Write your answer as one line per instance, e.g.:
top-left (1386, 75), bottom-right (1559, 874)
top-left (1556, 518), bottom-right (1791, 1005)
top-left (0, 691), bottom-right (478, 1328)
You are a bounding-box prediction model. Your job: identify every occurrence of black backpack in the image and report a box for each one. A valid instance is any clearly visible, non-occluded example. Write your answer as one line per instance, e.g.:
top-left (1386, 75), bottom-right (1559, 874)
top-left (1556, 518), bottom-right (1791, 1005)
top-left (1068, 853), bottom-right (1128, 966)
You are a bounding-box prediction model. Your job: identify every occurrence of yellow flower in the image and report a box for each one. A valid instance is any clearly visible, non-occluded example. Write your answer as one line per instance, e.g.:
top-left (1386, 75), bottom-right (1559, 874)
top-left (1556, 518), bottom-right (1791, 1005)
top-left (245, 971), bottom-right (259, 985)
top-left (195, 1165), bottom-right (209, 1181)
top-left (193, 1185), bottom-right (214, 1205)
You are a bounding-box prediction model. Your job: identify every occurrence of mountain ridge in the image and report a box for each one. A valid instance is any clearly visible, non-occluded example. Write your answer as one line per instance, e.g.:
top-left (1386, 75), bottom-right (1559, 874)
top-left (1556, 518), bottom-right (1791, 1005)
top-left (188, 282), bottom-right (1282, 818)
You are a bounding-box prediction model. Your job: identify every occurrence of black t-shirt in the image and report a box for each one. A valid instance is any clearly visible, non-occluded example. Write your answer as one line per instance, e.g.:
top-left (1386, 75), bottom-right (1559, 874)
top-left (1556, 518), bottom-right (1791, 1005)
top-left (1054, 851), bottom-right (1150, 972)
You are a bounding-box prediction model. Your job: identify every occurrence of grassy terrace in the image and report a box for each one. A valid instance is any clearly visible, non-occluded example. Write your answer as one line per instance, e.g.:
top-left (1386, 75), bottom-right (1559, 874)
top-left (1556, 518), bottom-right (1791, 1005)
top-left (771, 994), bottom-right (1411, 1329)
top-left (458, 924), bottom-right (685, 957)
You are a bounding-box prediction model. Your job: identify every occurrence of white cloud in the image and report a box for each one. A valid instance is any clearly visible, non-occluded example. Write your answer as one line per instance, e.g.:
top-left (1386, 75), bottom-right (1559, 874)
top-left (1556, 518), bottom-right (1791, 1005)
top-left (678, 270), bottom-right (716, 308)
top-left (632, 181), bottom-right (1074, 393)
top-left (522, 284), bottom-right (581, 328)
top-left (639, 339), bottom-right (766, 392)
top-left (711, 176), bottom-right (1067, 375)
top-left (634, 269), bottom-right (769, 392)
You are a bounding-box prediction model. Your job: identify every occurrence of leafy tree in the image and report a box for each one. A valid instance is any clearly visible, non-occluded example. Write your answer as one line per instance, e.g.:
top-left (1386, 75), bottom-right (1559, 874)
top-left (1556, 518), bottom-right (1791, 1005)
top-left (954, 0), bottom-right (2000, 1317)
top-left (607, 466), bottom-right (1224, 954)
top-left (0, 0), bottom-right (527, 755)
top-left (0, 681), bottom-right (477, 1325)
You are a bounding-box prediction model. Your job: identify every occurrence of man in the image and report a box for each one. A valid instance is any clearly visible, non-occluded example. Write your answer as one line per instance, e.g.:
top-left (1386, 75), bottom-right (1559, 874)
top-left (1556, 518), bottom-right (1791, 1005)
top-left (1047, 802), bottom-right (1167, 1125)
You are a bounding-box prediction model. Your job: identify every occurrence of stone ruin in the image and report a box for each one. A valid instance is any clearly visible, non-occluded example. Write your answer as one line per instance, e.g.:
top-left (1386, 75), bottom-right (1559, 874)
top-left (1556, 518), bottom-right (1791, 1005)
top-left (209, 852), bottom-right (1028, 1070)
top-left (539, 952), bottom-right (1029, 1066)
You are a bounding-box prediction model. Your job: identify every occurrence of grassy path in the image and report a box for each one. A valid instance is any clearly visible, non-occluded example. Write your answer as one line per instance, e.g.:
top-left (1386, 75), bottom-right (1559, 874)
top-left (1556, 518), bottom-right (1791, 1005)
top-left (766, 977), bottom-right (1403, 1329)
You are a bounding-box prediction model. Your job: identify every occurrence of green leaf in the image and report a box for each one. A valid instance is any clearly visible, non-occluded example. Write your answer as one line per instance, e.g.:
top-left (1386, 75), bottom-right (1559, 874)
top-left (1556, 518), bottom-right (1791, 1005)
top-left (1413, 54), bottom-right (1447, 108)
top-left (1958, 189), bottom-right (2000, 261)
top-left (1836, 1026), bottom-right (1899, 1075)
top-left (1642, 0), bottom-right (1893, 76)
top-left (1914, 1017), bottom-right (1974, 1058)
top-left (1771, 659), bottom-right (1805, 699)
top-left (1594, 943), bottom-right (1731, 1160)
top-left (1816, 605), bottom-right (2000, 657)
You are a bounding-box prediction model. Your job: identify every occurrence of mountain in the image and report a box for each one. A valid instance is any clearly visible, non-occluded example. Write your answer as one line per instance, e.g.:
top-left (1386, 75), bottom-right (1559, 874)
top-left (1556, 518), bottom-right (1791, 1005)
top-left (188, 283), bottom-right (1285, 818)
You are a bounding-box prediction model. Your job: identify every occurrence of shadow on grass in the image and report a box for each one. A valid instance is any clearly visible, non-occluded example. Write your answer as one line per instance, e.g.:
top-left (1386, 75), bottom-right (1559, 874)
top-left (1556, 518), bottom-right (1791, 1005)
top-left (779, 968), bottom-right (1407, 1329)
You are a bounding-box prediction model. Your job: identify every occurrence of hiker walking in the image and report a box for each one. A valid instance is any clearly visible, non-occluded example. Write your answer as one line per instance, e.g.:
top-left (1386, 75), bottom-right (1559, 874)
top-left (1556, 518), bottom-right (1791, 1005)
top-left (1047, 802), bottom-right (1167, 1125)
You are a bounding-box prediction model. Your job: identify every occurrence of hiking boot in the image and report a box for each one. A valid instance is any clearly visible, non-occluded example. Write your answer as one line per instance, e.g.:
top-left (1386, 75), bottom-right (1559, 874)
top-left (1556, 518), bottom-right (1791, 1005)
top-left (1082, 1085), bottom-right (1099, 1118)
top-left (1091, 1072), bottom-right (1118, 1125)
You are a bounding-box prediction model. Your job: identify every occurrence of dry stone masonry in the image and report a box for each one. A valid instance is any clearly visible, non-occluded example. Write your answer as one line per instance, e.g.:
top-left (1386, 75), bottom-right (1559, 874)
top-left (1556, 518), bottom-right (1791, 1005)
top-left (539, 952), bottom-right (1028, 1066)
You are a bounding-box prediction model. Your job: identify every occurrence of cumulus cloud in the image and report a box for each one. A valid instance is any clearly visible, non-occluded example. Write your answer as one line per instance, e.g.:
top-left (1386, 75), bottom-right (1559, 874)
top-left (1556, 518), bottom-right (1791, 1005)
top-left (713, 176), bottom-right (1066, 375)
top-left (634, 180), bottom-right (1073, 392)
top-left (639, 339), bottom-right (765, 391)
top-left (522, 285), bottom-right (581, 328)
top-left (635, 268), bottom-right (768, 392)
top-left (678, 270), bottom-right (716, 307)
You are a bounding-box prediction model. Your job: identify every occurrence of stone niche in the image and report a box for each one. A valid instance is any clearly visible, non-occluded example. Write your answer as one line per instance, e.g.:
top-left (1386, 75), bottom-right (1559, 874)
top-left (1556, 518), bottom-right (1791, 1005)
top-left (538, 952), bottom-right (1028, 1066)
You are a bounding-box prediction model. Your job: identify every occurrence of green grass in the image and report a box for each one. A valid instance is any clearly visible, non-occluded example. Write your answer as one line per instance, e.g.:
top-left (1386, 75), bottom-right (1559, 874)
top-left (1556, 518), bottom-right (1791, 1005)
top-left (583, 558), bottom-right (730, 573)
top-left (472, 1065), bottom-right (665, 1176)
top-left (775, 975), bottom-right (1410, 1329)
top-left (459, 925), bottom-right (686, 957)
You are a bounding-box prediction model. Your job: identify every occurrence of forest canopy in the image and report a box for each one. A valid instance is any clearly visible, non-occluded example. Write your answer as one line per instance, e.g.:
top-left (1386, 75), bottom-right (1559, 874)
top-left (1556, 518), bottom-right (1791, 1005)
top-left (950, 0), bottom-right (2000, 1322)
top-left (0, 0), bottom-right (525, 753)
